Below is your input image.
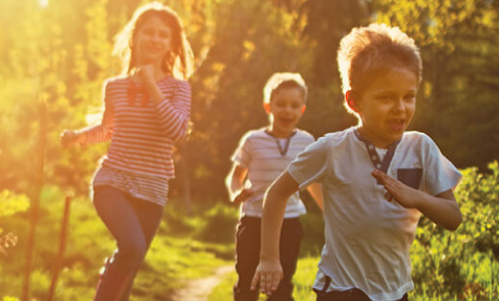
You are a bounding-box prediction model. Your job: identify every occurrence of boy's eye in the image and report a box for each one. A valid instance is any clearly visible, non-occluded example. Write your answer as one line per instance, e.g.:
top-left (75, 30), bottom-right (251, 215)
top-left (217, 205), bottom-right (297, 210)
top-left (404, 94), bottom-right (416, 102)
top-left (377, 95), bottom-right (395, 101)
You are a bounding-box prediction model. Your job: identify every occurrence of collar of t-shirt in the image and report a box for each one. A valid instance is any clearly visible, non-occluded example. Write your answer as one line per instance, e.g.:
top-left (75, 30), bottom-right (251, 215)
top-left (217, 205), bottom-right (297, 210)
top-left (353, 128), bottom-right (401, 183)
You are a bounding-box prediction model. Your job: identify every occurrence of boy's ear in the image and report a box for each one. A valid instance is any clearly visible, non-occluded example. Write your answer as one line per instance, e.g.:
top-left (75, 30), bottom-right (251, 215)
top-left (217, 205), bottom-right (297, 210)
top-left (345, 90), bottom-right (359, 113)
top-left (301, 105), bottom-right (306, 114)
top-left (263, 102), bottom-right (271, 114)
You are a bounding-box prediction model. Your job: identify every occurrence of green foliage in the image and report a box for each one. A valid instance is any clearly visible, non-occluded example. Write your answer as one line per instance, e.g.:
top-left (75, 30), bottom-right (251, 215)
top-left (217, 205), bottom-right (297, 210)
top-left (0, 190), bottom-right (29, 300)
top-left (410, 161), bottom-right (499, 300)
top-left (193, 203), bottom-right (239, 244)
top-left (0, 190), bottom-right (29, 258)
top-left (0, 190), bottom-right (29, 218)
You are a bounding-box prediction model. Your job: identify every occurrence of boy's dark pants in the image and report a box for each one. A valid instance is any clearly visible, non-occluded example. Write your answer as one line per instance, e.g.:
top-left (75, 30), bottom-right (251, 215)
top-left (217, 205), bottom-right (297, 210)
top-left (234, 216), bottom-right (303, 301)
top-left (315, 288), bottom-right (409, 301)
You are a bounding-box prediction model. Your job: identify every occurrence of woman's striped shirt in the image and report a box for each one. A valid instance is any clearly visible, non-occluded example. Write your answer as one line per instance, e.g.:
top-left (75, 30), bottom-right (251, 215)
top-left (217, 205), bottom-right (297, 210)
top-left (80, 76), bottom-right (191, 205)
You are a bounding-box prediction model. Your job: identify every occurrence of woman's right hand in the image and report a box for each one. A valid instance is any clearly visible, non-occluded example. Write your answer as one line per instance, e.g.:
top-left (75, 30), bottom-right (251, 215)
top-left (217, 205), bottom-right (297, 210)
top-left (60, 130), bottom-right (83, 148)
top-left (250, 259), bottom-right (284, 295)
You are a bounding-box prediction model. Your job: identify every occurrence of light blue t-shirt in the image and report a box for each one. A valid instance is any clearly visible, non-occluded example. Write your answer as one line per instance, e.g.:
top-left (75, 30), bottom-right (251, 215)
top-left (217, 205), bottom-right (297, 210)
top-left (288, 127), bottom-right (461, 301)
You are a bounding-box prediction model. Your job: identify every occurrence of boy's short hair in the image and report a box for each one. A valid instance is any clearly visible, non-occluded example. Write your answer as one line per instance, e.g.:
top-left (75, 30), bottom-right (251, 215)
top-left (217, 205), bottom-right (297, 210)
top-left (337, 23), bottom-right (422, 98)
top-left (263, 73), bottom-right (308, 104)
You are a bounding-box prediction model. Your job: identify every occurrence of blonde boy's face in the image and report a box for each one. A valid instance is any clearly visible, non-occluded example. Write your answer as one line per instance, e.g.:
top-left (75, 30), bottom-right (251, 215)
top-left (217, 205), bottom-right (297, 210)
top-left (355, 67), bottom-right (417, 148)
top-left (265, 87), bottom-right (305, 137)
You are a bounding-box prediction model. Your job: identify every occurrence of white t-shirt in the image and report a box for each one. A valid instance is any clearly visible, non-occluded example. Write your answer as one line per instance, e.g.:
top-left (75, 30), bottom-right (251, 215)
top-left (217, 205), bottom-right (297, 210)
top-left (287, 127), bottom-right (461, 301)
top-left (232, 128), bottom-right (315, 218)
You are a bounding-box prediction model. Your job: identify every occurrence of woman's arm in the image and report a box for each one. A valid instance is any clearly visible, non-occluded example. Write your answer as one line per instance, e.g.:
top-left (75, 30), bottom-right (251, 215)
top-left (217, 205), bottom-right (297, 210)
top-left (372, 169), bottom-right (462, 231)
top-left (250, 171), bottom-right (300, 295)
top-left (61, 82), bottom-right (114, 147)
top-left (139, 66), bottom-right (191, 142)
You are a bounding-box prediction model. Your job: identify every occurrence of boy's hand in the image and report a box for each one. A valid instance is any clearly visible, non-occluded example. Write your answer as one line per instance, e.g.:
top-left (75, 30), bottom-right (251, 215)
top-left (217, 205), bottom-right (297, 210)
top-left (371, 169), bottom-right (424, 209)
top-left (61, 130), bottom-right (83, 148)
top-left (232, 188), bottom-right (254, 205)
top-left (250, 259), bottom-right (283, 295)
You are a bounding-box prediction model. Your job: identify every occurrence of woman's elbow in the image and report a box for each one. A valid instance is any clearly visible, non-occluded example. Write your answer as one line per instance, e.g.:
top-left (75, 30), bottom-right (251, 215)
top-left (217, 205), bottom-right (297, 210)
top-left (166, 122), bottom-right (189, 143)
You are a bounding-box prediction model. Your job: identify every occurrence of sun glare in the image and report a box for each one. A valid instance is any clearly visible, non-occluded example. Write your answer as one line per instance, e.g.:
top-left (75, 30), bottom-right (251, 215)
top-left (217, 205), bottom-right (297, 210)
top-left (38, 0), bottom-right (49, 7)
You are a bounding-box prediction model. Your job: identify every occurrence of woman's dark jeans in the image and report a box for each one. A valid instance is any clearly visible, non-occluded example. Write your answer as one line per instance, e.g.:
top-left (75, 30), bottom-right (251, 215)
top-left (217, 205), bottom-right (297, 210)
top-left (93, 186), bottom-right (163, 301)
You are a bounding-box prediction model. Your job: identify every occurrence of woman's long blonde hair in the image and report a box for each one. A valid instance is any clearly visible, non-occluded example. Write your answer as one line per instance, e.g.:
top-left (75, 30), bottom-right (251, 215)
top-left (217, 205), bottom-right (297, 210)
top-left (113, 2), bottom-right (194, 80)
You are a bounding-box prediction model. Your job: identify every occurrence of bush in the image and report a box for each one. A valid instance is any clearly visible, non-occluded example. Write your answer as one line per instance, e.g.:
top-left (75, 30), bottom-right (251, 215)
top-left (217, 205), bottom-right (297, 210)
top-left (410, 161), bottom-right (499, 300)
top-left (0, 190), bottom-right (29, 300)
top-left (194, 203), bottom-right (239, 244)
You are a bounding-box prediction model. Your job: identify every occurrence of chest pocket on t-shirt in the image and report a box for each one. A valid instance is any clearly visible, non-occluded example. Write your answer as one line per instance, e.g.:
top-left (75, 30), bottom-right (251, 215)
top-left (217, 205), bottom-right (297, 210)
top-left (397, 168), bottom-right (422, 189)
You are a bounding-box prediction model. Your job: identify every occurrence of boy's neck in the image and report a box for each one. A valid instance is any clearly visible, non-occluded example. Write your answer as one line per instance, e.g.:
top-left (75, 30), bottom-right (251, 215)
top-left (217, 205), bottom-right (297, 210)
top-left (267, 126), bottom-right (296, 138)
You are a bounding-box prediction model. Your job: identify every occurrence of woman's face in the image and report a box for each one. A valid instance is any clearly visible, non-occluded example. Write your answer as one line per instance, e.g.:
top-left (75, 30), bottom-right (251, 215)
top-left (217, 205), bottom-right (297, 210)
top-left (133, 16), bottom-right (172, 66)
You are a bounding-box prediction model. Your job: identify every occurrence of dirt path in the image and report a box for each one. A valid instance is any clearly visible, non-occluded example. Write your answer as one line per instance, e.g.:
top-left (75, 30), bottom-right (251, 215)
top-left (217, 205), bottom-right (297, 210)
top-left (168, 265), bottom-right (233, 301)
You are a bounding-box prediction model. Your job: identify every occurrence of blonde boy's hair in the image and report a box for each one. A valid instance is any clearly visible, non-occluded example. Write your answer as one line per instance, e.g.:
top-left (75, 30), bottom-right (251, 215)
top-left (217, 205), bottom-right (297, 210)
top-left (337, 23), bottom-right (422, 106)
top-left (263, 73), bottom-right (308, 104)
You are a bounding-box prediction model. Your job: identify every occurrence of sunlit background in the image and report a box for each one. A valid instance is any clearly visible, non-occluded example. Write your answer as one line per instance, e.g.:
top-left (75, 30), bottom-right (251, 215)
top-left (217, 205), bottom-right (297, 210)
top-left (0, 0), bottom-right (498, 300)
top-left (38, 0), bottom-right (49, 7)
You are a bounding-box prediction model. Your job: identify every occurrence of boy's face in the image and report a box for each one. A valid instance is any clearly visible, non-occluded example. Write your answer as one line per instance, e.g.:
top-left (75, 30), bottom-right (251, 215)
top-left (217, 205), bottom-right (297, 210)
top-left (355, 67), bottom-right (417, 148)
top-left (265, 87), bottom-right (306, 137)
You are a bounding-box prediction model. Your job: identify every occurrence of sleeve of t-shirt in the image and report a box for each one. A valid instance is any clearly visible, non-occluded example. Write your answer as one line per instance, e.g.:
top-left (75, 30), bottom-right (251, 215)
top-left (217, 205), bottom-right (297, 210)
top-left (232, 132), bottom-right (252, 169)
top-left (421, 134), bottom-right (462, 196)
top-left (287, 136), bottom-right (329, 190)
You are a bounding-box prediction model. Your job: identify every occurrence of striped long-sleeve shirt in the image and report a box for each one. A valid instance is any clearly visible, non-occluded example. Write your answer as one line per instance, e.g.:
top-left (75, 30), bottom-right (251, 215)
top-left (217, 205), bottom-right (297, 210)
top-left (80, 76), bottom-right (191, 205)
top-left (82, 76), bottom-right (191, 179)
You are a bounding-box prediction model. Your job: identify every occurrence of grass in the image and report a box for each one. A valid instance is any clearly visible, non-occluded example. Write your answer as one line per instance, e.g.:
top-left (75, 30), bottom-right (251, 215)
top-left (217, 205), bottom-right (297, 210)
top-left (0, 185), bottom-right (239, 301)
top-left (208, 256), bottom-right (320, 301)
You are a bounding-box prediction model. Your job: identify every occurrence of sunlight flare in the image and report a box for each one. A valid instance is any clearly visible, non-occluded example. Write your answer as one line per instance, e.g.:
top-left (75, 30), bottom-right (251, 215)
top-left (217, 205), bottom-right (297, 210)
top-left (38, 0), bottom-right (49, 7)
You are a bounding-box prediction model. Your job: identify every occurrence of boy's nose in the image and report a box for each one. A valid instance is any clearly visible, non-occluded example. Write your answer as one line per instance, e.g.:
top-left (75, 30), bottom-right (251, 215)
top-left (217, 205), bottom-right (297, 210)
top-left (393, 99), bottom-right (405, 111)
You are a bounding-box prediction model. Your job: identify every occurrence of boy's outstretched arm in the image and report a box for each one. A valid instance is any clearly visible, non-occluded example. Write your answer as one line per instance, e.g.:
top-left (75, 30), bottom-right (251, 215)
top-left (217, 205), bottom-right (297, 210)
top-left (225, 164), bottom-right (253, 204)
top-left (306, 182), bottom-right (324, 211)
top-left (250, 171), bottom-right (299, 295)
top-left (372, 169), bottom-right (462, 231)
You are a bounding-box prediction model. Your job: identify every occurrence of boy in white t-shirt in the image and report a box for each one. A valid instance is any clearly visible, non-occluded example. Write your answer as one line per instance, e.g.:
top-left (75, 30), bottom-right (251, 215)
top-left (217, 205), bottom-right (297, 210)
top-left (226, 73), bottom-right (323, 301)
top-left (251, 24), bottom-right (462, 301)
